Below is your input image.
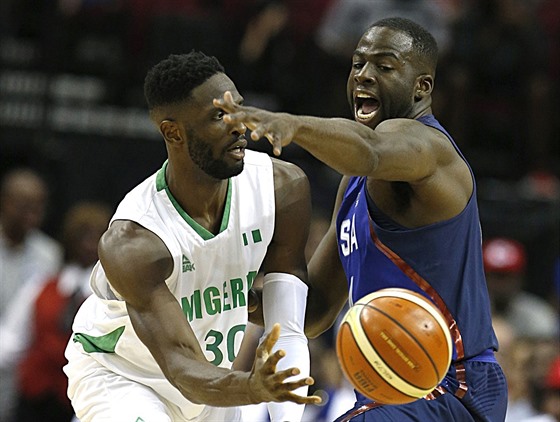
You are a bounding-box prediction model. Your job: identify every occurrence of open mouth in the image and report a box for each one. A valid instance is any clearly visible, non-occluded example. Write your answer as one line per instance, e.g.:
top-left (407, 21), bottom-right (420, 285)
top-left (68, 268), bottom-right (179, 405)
top-left (354, 93), bottom-right (380, 121)
top-left (226, 137), bottom-right (247, 159)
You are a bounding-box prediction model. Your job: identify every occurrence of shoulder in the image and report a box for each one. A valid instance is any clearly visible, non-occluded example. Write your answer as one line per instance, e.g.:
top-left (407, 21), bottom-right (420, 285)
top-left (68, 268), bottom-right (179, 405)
top-left (271, 157), bottom-right (308, 186)
top-left (271, 158), bottom-right (310, 204)
top-left (99, 220), bottom-right (172, 277)
top-left (376, 118), bottom-right (448, 143)
top-left (376, 117), bottom-right (429, 131)
top-left (269, 158), bottom-right (311, 223)
top-left (377, 118), bottom-right (457, 154)
top-left (98, 220), bottom-right (173, 303)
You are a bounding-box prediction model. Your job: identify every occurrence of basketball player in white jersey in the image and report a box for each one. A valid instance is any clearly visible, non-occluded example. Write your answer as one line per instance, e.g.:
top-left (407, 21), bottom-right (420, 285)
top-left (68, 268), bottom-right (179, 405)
top-left (63, 51), bottom-right (321, 421)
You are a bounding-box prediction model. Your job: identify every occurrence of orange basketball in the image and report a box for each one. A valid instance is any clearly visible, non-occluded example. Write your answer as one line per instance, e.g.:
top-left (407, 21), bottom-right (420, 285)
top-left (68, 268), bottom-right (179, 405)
top-left (336, 288), bottom-right (453, 405)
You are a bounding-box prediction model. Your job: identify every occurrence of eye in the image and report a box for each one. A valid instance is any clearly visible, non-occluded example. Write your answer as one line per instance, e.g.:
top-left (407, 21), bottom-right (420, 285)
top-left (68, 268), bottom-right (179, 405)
top-left (378, 64), bottom-right (393, 71)
top-left (215, 110), bottom-right (225, 120)
top-left (352, 62), bottom-right (364, 70)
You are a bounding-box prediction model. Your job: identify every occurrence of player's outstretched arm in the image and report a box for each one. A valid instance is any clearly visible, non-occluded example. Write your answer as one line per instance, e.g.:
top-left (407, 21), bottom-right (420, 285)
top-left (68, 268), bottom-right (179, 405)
top-left (214, 91), bottom-right (442, 183)
top-left (214, 91), bottom-right (375, 172)
top-left (98, 220), bottom-right (321, 407)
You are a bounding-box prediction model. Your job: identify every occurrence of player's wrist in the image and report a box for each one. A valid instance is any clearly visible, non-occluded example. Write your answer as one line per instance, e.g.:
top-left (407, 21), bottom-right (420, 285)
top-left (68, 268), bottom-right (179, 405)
top-left (245, 371), bottom-right (263, 405)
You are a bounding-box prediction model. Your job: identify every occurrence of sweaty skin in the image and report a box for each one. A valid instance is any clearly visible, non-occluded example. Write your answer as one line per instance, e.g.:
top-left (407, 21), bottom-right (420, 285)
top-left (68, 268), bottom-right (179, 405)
top-left (97, 72), bottom-right (321, 407)
top-left (213, 26), bottom-right (473, 338)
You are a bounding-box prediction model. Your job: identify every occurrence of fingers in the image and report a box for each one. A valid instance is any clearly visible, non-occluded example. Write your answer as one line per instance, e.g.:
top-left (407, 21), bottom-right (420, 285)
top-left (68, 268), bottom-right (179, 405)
top-left (253, 130), bottom-right (282, 156)
top-left (213, 91), bottom-right (237, 113)
top-left (224, 90), bottom-right (235, 106)
top-left (251, 329), bottom-right (324, 405)
top-left (256, 323), bottom-right (280, 359)
top-left (286, 390), bottom-right (323, 405)
top-left (270, 375), bottom-right (323, 405)
top-left (224, 111), bottom-right (263, 140)
top-left (216, 91), bottom-right (283, 153)
top-left (270, 135), bottom-right (283, 157)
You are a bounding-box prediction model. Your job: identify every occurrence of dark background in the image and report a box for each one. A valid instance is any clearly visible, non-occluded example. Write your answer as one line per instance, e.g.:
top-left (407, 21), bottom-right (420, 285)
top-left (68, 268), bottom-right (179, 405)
top-left (1, 0), bottom-right (559, 300)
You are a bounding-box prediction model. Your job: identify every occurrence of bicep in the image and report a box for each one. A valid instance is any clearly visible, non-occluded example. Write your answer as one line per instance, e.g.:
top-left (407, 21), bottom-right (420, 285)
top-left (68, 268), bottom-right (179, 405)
top-left (98, 222), bottom-right (206, 370)
top-left (98, 221), bottom-right (173, 308)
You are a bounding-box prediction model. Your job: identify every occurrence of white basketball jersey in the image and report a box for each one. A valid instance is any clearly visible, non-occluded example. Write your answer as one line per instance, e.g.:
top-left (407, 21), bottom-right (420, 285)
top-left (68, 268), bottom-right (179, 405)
top-left (70, 150), bottom-right (275, 419)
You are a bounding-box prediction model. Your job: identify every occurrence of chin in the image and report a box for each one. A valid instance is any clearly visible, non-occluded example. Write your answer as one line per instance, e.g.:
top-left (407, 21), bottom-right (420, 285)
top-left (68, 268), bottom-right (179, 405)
top-left (217, 163), bottom-right (245, 180)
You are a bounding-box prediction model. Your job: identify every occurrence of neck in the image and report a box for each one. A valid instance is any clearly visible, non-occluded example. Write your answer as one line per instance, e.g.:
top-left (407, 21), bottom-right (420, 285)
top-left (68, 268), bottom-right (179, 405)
top-left (165, 160), bottom-right (229, 235)
top-left (411, 102), bottom-right (433, 120)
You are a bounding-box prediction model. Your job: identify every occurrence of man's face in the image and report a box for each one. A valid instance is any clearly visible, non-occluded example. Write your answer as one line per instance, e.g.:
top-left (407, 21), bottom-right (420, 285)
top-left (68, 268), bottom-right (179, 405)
top-left (347, 26), bottom-right (421, 128)
top-left (182, 73), bottom-right (247, 180)
top-left (187, 125), bottom-right (244, 180)
top-left (1, 175), bottom-right (47, 239)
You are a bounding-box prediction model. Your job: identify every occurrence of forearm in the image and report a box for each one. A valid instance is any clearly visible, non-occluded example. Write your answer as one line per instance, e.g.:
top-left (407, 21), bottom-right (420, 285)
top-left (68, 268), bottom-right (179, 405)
top-left (292, 115), bottom-right (380, 176)
top-left (216, 91), bottom-right (381, 175)
top-left (262, 272), bottom-right (309, 422)
top-left (170, 361), bottom-right (258, 406)
top-left (128, 301), bottom-right (257, 406)
top-left (304, 289), bottom-right (346, 339)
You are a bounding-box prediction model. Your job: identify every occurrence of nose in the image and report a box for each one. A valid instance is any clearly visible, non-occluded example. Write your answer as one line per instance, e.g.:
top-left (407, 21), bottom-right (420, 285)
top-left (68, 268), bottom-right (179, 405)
top-left (354, 63), bottom-right (376, 84)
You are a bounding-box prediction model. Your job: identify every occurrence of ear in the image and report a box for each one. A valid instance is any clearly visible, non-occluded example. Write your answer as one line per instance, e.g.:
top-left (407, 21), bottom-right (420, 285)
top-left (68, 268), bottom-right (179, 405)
top-left (159, 120), bottom-right (183, 144)
top-left (414, 75), bottom-right (433, 101)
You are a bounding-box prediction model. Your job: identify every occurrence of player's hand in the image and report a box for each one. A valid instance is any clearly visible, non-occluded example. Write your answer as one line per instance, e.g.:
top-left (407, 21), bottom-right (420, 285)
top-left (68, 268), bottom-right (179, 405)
top-left (213, 91), bottom-right (297, 156)
top-left (247, 323), bottom-right (322, 405)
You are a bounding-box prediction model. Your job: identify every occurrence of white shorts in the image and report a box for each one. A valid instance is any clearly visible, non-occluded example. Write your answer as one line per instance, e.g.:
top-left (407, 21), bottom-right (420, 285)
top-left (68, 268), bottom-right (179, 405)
top-left (64, 341), bottom-right (242, 422)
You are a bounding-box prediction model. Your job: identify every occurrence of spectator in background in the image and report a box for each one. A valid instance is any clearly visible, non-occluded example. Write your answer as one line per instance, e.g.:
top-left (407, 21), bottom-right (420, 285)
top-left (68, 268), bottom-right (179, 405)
top-left (220, 0), bottom-right (336, 121)
top-left (0, 168), bottom-right (62, 311)
top-left (492, 313), bottom-right (559, 422)
top-left (0, 202), bottom-right (112, 422)
top-left (491, 316), bottom-right (534, 422)
top-left (530, 356), bottom-right (560, 422)
top-left (444, 0), bottom-right (555, 179)
top-left (483, 237), bottom-right (559, 340)
top-left (0, 168), bottom-right (63, 421)
top-left (316, 0), bottom-right (452, 60)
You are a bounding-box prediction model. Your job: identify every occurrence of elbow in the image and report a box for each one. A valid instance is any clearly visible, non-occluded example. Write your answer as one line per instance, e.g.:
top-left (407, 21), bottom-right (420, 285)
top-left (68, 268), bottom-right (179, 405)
top-left (368, 151), bottom-right (380, 175)
top-left (305, 324), bottom-right (328, 339)
top-left (353, 149), bottom-right (380, 176)
top-left (304, 310), bottom-right (335, 339)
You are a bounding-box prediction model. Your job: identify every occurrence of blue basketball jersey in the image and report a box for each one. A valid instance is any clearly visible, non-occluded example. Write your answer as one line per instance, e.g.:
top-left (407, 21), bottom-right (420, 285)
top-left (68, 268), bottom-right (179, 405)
top-left (335, 115), bottom-right (501, 412)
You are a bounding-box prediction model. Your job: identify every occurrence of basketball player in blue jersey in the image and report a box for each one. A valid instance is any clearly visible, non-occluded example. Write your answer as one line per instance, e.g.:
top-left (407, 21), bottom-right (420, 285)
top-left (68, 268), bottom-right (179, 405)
top-left (215, 17), bottom-right (508, 422)
top-left (63, 52), bottom-right (321, 421)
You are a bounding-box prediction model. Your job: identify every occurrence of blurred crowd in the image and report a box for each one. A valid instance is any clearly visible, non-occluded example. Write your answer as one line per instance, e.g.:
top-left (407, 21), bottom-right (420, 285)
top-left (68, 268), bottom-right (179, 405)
top-left (1, 0), bottom-right (559, 421)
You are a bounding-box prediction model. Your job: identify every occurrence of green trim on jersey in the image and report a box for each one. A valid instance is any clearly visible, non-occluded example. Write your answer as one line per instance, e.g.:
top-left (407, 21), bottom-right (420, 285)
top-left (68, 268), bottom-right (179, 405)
top-left (73, 326), bottom-right (125, 353)
top-left (155, 161), bottom-right (232, 240)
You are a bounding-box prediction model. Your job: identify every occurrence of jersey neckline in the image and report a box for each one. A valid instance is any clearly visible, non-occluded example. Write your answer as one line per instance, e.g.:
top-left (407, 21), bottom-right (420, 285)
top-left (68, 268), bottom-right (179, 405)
top-left (155, 160), bottom-right (232, 240)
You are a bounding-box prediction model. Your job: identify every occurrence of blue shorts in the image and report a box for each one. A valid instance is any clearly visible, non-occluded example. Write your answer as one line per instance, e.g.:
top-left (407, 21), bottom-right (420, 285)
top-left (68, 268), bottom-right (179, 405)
top-left (334, 357), bottom-right (507, 422)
